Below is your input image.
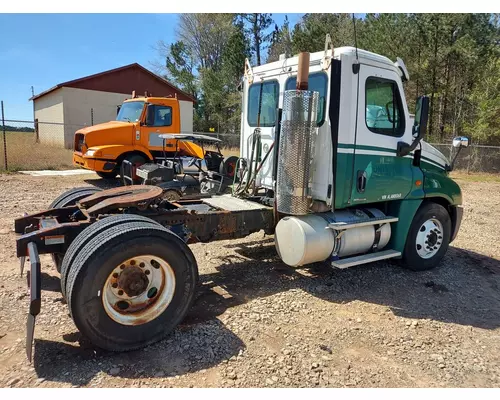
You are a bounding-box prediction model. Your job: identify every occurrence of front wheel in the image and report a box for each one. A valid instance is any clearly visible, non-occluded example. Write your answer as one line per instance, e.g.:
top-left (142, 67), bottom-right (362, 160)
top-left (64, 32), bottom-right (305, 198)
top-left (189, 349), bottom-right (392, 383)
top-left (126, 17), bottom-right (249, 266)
top-left (402, 202), bottom-right (451, 271)
top-left (66, 222), bottom-right (198, 351)
top-left (120, 154), bottom-right (146, 186)
top-left (97, 170), bottom-right (118, 180)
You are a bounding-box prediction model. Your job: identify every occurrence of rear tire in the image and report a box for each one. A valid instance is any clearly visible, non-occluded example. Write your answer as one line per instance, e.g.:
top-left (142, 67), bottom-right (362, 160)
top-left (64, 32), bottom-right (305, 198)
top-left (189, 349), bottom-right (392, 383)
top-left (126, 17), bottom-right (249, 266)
top-left (120, 154), bottom-right (147, 186)
top-left (60, 214), bottom-right (161, 299)
top-left (97, 171), bottom-right (118, 180)
top-left (48, 187), bottom-right (102, 273)
top-left (66, 222), bottom-right (198, 352)
top-left (402, 202), bottom-right (451, 271)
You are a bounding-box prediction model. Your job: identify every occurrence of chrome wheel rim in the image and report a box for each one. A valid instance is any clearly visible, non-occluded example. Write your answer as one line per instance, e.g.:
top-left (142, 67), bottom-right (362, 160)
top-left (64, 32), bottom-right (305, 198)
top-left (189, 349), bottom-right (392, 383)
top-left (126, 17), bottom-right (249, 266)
top-left (102, 255), bottom-right (175, 325)
top-left (415, 218), bottom-right (444, 259)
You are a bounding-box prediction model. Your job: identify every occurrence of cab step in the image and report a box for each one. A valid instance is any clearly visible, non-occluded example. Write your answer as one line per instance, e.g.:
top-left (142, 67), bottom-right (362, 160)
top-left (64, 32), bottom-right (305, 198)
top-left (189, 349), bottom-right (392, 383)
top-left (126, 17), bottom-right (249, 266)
top-left (331, 249), bottom-right (401, 269)
top-left (328, 216), bottom-right (398, 230)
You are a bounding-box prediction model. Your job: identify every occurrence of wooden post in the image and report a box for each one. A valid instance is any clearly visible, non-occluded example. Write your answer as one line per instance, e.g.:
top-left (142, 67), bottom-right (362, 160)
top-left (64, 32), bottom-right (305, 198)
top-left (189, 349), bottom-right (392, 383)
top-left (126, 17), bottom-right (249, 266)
top-left (296, 52), bottom-right (310, 90)
top-left (1, 101), bottom-right (7, 170)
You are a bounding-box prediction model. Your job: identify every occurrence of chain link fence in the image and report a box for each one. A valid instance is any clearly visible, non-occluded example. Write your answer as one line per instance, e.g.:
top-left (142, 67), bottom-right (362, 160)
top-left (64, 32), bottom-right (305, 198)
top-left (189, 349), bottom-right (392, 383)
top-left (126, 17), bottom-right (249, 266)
top-left (0, 100), bottom-right (497, 174)
top-left (0, 119), bottom-right (85, 172)
top-left (431, 143), bottom-right (500, 174)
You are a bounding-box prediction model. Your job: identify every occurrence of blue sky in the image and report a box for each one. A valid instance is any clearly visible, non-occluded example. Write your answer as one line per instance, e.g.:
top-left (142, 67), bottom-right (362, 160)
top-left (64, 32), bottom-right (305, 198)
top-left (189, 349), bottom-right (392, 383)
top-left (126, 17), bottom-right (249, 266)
top-left (0, 13), bottom-right (304, 121)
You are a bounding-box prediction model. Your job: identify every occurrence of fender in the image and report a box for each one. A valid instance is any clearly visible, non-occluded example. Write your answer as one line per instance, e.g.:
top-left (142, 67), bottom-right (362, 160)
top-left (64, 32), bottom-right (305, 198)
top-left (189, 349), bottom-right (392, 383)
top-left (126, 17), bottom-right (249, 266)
top-left (84, 144), bottom-right (153, 161)
top-left (423, 170), bottom-right (462, 206)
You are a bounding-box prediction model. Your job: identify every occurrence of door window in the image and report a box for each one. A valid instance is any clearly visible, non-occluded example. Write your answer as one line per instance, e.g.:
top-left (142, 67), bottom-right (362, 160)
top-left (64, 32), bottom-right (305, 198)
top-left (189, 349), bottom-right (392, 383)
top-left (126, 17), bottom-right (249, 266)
top-left (365, 78), bottom-right (405, 137)
top-left (150, 105), bottom-right (172, 127)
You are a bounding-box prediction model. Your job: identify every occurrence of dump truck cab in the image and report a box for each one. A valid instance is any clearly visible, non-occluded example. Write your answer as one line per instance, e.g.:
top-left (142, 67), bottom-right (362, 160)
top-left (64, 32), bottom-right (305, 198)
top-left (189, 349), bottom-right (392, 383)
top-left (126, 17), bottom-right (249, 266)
top-left (73, 95), bottom-right (204, 180)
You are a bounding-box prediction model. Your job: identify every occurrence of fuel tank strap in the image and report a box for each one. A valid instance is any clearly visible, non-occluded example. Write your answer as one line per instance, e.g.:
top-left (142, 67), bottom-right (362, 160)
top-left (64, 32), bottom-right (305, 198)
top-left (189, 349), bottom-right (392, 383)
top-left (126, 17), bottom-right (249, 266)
top-left (361, 208), bottom-right (381, 252)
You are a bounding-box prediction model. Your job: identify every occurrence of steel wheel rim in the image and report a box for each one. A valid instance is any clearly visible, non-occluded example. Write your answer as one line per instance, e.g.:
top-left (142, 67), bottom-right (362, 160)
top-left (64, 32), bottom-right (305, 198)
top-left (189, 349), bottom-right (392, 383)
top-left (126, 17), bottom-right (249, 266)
top-left (102, 255), bottom-right (176, 325)
top-left (415, 218), bottom-right (444, 259)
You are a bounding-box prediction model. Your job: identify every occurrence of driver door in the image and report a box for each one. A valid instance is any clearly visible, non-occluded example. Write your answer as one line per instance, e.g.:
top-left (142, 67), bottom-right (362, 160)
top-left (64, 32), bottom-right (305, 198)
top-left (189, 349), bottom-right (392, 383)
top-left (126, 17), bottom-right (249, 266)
top-left (349, 65), bottom-right (414, 205)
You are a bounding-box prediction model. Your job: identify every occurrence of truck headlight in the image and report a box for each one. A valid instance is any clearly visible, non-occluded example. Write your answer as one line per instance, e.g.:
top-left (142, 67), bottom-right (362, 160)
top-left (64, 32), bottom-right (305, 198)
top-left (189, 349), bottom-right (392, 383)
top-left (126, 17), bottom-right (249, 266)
top-left (85, 149), bottom-right (101, 157)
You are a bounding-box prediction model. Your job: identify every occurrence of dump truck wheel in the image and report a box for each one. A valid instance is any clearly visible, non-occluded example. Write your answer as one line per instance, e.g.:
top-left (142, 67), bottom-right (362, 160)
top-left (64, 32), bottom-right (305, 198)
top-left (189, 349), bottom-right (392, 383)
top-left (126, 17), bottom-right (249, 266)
top-left (66, 222), bottom-right (198, 351)
top-left (401, 202), bottom-right (451, 271)
top-left (120, 154), bottom-right (146, 185)
top-left (60, 214), bottom-right (161, 299)
top-left (48, 187), bottom-right (103, 273)
top-left (97, 171), bottom-right (118, 180)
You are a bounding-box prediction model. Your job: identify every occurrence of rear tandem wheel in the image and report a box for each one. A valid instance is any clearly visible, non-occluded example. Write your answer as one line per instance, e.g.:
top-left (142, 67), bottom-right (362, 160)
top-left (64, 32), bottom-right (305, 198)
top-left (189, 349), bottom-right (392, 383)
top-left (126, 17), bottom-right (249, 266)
top-left (65, 221), bottom-right (198, 351)
top-left (48, 186), bottom-right (103, 272)
top-left (59, 214), bottom-right (162, 300)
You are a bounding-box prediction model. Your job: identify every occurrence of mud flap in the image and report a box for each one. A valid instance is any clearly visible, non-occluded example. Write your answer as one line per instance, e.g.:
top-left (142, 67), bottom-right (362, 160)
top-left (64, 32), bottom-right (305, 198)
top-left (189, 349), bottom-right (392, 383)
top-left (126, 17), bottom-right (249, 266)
top-left (26, 242), bottom-right (41, 362)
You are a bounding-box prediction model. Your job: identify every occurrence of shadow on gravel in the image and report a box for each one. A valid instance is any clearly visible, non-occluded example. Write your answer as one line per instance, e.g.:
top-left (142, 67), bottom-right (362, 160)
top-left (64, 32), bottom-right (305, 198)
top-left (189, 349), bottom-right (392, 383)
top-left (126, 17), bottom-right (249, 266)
top-left (40, 272), bottom-right (61, 292)
top-left (196, 241), bottom-right (500, 330)
top-left (83, 178), bottom-right (121, 190)
top-left (33, 319), bottom-right (244, 386)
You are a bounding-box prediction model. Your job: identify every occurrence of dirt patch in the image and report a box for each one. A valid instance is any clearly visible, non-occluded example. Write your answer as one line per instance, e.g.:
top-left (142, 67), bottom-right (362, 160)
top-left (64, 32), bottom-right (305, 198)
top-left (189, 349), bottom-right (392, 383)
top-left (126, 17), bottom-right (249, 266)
top-left (0, 173), bottom-right (499, 388)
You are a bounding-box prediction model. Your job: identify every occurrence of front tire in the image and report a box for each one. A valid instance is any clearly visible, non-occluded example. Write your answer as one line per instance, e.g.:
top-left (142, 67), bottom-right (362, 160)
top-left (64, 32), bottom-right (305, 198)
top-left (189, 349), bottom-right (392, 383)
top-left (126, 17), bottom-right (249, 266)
top-left (66, 222), bottom-right (198, 351)
top-left (97, 171), bottom-right (118, 180)
top-left (402, 202), bottom-right (451, 271)
top-left (120, 154), bottom-right (146, 186)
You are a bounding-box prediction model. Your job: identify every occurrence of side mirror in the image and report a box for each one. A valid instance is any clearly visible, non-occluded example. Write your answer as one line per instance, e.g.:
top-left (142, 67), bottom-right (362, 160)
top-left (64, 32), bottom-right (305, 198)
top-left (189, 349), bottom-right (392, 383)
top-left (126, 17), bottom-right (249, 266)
top-left (453, 136), bottom-right (469, 148)
top-left (412, 96), bottom-right (429, 140)
top-left (116, 105), bottom-right (121, 116)
top-left (146, 104), bottom-right (155, 126)
top-left (397, 95), bottom-right (429, 157)
top-left (447, 136), bottom-right (470, 172)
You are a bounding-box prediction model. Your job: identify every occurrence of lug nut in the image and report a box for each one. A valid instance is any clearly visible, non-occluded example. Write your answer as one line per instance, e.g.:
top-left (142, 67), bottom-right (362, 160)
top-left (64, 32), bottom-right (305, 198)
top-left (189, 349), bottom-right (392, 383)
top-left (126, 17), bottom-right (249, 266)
top-left (120, 264), bottom-right (125, 270)
top-left (145, 270), bottom-right (150, 275)
top-left (112, 283), bottom-right (118, 288)
top-left (130, 260), bottom-right (136, 266)
top-left (118, 289), bottom-right (124, 296)
top-left (113, 272), bottom-right (119, 278)
top-left (140, 262), bottom-right (145, 268)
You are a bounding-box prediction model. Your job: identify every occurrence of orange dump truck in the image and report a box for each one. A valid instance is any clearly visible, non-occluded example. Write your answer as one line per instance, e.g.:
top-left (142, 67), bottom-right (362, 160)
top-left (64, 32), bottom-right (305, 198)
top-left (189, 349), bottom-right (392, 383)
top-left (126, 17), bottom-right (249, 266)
top-left (73, 95), bottom-right (207, 180)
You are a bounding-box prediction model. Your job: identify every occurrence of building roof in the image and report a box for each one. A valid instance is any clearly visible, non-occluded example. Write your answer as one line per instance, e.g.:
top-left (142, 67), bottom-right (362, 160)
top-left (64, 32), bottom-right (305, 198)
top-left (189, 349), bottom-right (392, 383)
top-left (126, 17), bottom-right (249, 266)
top-left (30, 63), bottom-right (196, 103)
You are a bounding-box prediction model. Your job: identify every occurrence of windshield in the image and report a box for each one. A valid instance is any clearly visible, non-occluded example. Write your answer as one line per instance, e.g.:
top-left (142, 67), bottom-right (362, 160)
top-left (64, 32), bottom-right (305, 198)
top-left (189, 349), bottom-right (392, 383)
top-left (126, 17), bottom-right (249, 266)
top-left (116, 101), bottom-right (144, 122)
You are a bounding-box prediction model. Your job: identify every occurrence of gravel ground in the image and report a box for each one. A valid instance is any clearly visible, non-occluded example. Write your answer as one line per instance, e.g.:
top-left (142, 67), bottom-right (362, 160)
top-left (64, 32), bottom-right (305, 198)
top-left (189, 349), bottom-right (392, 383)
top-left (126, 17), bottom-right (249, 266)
top-left (0, 172), bottom-right (499, 388)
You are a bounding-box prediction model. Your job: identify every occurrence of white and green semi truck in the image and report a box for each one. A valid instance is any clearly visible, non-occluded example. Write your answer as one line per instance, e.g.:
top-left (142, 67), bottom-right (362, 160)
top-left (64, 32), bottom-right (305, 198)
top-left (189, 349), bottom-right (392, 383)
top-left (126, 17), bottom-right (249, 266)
top-left (15, 41), bottom-right (467, 359)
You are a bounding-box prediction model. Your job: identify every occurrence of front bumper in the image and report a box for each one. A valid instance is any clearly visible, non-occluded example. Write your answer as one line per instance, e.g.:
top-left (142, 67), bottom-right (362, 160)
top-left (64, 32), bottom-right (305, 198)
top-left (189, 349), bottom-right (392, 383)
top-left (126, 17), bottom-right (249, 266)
top-left (73, 153), bottom-right (117, 173)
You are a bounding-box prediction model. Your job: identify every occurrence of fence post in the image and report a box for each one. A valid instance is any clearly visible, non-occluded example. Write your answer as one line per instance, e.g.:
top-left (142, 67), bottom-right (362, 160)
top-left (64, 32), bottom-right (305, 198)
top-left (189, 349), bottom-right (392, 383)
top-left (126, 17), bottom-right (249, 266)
top-left (35, 118), bottom-right (39, 143)
top-left (1, 101), bottom-right (7, 170)
top-left (91, 108), bottom-right (94, 126)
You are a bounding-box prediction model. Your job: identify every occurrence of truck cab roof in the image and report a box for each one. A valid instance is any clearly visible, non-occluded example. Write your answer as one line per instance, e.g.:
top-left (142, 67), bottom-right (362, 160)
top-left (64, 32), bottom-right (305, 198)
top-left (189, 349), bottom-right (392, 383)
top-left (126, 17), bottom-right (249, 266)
top-left (123, 96), bottom-right (179, 104)
top-left (250, 46), bottom-right (405, 81)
